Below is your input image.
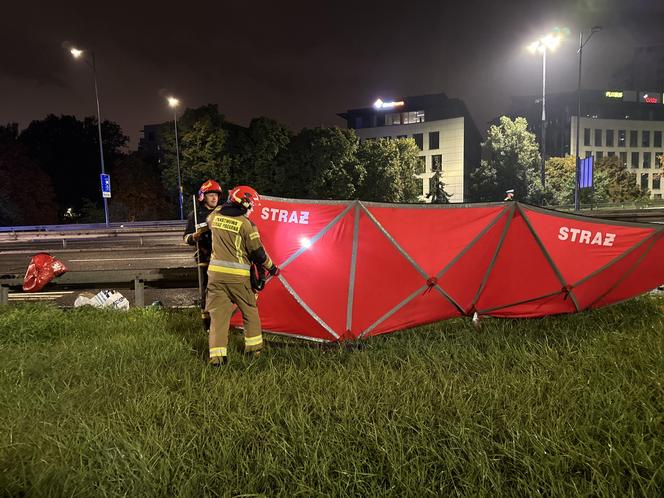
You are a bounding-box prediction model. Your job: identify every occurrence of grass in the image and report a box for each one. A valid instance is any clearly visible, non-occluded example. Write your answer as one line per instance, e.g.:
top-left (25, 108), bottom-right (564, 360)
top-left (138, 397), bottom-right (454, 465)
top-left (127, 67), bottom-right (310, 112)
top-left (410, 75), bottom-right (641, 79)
top-left (1, 298), bottom-right (663, 497)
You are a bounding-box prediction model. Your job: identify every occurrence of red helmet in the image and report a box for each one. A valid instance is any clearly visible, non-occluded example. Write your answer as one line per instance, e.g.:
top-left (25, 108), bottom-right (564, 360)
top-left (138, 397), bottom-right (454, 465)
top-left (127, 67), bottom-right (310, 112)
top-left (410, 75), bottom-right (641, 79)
top-left (197, 179), bottom-right (222, 202)
top-left (229, 185), bottom-right (260, 210)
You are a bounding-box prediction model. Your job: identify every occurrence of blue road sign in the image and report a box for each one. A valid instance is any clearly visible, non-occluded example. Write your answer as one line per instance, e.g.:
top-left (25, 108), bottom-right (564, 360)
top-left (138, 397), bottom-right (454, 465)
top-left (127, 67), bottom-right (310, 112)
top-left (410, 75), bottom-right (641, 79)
top-left (579, 156), bottom-right (593, 189)
top-left (100, 173), bottom-right (111, 198)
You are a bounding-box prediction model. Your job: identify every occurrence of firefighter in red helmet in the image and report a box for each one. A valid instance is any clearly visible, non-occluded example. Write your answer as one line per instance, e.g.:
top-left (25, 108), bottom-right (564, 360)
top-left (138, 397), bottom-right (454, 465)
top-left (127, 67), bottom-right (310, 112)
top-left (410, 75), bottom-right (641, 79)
top-left (183, 179), bottom-right (222, 332)
top-left (205, 185), bottom-right (279, 365)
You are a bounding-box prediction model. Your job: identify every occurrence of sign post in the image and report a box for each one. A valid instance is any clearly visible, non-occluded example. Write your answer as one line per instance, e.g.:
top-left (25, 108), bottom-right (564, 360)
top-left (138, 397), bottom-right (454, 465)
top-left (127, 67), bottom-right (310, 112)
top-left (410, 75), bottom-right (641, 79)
top-left (101, 173), bottom-right (111, 199)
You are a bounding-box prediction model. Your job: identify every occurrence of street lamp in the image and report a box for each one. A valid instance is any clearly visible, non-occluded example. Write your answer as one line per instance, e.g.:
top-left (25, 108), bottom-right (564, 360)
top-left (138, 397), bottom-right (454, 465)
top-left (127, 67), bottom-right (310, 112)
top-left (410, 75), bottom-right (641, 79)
top-left (574, 26), bottom-right (602, 211)
top-left (167, 96), bottom-right (184, 220)
top-left (528, 32), bottom-right (563, 189)
top-left (69, 46), bottom-right (110, 226)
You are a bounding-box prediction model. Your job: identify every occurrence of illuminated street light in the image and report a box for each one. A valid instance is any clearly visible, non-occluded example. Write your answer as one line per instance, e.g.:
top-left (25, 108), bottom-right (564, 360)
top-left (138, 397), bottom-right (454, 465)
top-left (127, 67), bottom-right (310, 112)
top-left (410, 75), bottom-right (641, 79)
top-left (68, 45), bottom-right (109, 226)
top-left (527, 30), bottom-right (565, 189)
top-left (167, 96), bottom-right (184, 220)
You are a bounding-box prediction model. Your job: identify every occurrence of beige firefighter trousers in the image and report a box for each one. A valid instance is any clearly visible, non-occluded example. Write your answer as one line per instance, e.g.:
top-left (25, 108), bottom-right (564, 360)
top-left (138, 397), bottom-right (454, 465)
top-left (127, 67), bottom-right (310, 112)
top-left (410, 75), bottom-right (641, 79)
top-left (206, 272), bottom-right (263, 357)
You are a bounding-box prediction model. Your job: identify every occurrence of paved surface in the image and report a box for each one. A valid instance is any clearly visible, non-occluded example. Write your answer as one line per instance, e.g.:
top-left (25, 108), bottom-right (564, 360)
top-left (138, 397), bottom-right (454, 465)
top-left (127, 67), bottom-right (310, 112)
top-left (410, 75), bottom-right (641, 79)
top-left (1, 227), bottom-right (195, 276)
top-left (1, 227), bottom-right (199, 307)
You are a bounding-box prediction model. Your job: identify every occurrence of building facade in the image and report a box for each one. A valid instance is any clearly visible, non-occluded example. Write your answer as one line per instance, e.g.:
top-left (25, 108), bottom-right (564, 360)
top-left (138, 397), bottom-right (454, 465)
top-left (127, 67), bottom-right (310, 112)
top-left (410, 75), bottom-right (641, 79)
top-left (571, 116), bottom-right (664, 198)
top-left (509, 89), bottom-right (664, 198)
top-left (339, 93), bottom-right (481, 202)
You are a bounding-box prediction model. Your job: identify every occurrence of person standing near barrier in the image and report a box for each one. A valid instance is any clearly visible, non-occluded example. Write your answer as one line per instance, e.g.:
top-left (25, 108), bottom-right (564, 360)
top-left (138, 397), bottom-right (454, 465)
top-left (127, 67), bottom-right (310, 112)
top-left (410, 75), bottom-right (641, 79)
top-left (183, 179), bottom-right (223, 332)
top-left (205, 185), bottom-right (279, 366)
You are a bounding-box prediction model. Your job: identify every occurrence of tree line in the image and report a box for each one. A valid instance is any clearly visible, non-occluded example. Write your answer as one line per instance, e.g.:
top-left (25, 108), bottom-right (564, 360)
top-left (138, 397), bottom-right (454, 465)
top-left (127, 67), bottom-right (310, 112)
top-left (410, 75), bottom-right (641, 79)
top-left (1, 109), bottom-right (657, 226)
top-left (468, 116), bottom-right (659, 205)
top-left (0, 104), bottom-right (421, 225)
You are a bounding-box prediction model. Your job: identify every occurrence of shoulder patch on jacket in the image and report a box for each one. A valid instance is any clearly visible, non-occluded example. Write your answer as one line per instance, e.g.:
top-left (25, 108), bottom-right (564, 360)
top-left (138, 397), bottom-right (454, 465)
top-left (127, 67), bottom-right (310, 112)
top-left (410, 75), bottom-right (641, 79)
top-left (249, 232), bottom-right (260, 240)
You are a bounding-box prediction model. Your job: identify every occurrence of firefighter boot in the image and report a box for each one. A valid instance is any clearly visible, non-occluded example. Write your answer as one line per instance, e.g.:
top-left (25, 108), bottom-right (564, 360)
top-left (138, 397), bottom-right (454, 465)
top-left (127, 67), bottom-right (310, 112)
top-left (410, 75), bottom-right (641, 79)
top-left (209, 355), bottom-right (228, 367)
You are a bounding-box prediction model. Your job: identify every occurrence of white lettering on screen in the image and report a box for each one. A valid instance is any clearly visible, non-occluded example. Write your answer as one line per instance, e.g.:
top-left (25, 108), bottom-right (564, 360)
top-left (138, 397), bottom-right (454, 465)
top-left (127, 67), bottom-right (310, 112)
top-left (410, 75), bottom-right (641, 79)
top-left (261, 207), bottom-right (310, 224)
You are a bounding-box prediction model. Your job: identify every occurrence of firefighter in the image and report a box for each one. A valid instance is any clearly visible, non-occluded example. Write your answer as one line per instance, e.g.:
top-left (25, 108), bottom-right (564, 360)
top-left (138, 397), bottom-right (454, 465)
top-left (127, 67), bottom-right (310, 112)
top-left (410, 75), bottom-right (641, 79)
top-left (183, 179), bottom-right (222, 331)
top-left (205, 185), bottom-right (279, 366)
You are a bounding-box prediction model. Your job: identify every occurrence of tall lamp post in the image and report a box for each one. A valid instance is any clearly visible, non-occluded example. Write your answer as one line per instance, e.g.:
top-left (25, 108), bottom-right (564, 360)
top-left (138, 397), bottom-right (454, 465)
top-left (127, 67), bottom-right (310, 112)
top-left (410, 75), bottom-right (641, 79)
top-left (70, 47), bottom-right (109, 226)
top-left (528, 32), bottom-right (563, 188)
top-left (167, 96), bottom-right (184, 220)
top-left (574, 26), bottom-right (602, 211)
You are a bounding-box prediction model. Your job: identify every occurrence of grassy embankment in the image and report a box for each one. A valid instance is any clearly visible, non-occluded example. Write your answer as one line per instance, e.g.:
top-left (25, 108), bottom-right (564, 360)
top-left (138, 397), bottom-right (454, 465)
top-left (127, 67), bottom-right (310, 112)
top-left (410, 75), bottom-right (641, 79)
top-left (1, 298), bottom-right (663, 496)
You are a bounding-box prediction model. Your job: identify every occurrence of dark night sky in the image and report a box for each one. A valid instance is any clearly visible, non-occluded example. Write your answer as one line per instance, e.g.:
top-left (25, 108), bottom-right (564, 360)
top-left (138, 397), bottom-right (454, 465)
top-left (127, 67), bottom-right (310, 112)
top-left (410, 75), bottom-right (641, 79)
top-left (2, 0), bottom-right (663, 148)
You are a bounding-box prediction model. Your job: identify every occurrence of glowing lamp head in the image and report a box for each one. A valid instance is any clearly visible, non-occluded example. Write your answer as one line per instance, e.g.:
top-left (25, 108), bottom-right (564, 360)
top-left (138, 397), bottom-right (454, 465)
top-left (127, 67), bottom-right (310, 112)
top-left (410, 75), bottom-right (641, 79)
top-left (70, 48), bottom-right (83, 58)
top-left (373, 98), bottom-right (384, 109)
top-left (167, 96), bottom-right (180, 108)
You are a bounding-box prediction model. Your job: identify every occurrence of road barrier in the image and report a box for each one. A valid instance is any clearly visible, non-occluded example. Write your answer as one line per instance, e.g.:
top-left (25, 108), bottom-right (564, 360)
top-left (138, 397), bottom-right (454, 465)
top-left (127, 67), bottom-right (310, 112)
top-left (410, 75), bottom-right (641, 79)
top-left (0, 224), bottom-right (196, 306)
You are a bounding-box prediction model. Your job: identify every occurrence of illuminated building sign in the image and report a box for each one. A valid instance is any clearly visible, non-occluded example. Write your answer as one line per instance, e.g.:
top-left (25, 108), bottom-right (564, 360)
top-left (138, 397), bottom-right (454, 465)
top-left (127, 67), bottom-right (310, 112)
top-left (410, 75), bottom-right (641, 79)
top-left (638, 92), bottom-right (662, 104)
top-left (373, 98), bottom-right (405, 110)
top-left (605, 91), bottom-right (623, 99)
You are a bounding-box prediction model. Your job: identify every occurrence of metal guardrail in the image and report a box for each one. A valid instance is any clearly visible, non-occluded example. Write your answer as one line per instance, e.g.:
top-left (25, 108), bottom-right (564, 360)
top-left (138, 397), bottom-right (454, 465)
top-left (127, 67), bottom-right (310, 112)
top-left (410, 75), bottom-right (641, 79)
top-left (0, 268), bottom-right (198, 306)
top-left (0, 219), bottom-right (186, 233)
top-left (0, 221), bottom-right (195, 306)
top-left (547, 200), bottom-right (664, 211)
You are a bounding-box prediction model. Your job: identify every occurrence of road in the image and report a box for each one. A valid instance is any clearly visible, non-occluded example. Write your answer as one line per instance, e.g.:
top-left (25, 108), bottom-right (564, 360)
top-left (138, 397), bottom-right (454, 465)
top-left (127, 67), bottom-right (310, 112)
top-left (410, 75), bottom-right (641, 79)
top-left (0, 226), bottom-right (198, 306)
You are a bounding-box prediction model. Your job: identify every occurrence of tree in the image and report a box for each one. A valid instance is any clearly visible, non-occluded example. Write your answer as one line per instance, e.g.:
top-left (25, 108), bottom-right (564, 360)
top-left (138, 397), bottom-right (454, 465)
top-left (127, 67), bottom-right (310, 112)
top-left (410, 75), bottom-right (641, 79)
top-left (276, 127), bottom-right (364, 199)
top-left (160, 104), bottom-right (233, 202)
top-left (0, 123), bottom-right (58, 225)
top-left (234, 117), bottom-right (292, 195)
top-left (356, 138), bottom-right (421, 202)
top-left (469, 116), bottom-right (542, 203)
top-left (110, 152), bottom-right (172, 221)
top-left (544, 156), bottom-right (576, 205)
top-left (545, 155), bottom-right (649, 205)
top-left (427, 170), bottom-right (452, 204)
top-left (19, 114), bottom-right (128, 217)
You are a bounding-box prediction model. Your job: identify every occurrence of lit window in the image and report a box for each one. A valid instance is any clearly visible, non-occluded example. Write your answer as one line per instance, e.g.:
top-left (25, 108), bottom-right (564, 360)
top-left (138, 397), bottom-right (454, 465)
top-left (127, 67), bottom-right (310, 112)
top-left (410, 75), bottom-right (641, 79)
top-left (385, 113), bottom-right (401, 126)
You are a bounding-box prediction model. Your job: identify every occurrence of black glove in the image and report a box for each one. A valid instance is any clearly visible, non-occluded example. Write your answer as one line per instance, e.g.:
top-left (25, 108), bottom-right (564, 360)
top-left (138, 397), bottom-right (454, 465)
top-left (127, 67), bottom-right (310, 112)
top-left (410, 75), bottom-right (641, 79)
top-left (250, 264), bottom-right (267, 292)
top-left (268, 265), bottom-right (280, 277)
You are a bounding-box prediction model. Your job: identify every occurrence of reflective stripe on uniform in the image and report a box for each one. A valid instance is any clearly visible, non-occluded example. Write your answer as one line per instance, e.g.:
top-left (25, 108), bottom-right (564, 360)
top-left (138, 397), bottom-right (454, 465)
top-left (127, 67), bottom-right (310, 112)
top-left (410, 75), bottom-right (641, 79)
top-left (249, 232), bottom-right (260, 240)
top-left (209, 265), bottom-right (250, 276)
top-left (245, 335), bottom-right (263, 347)
top-left (210, 347), bottom-right (227, 357)
top-left (209, 259), bottom-right (250, 275)
top-left (210, 259), bottom-right (250, 270)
